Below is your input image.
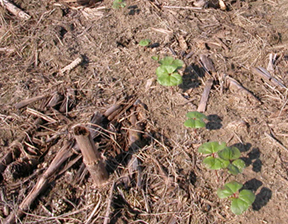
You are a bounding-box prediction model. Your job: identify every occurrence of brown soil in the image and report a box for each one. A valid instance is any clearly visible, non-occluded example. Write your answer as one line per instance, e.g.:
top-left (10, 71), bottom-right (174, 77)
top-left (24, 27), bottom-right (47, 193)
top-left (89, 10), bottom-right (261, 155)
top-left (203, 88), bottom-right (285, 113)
top-left (1, 0), bottom-right (288, 223)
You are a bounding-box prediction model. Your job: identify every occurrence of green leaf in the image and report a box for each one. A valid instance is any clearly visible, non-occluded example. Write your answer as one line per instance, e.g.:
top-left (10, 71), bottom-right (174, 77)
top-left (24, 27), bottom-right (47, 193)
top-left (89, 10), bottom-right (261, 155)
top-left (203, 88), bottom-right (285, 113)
top-left (203, 157), bottom-right (229, 170)
top-left (158, 57), bottom-right (184, 73)
top-left (238, 190), bottom-right (255, 206)
top-left (231, 190), bottom-right (255, 215)
top-left (151, 56), bottom-right (159, 61)
top-left (217, 181), bottom-right (243, 199)
top-left (198, 142), bottom-right (227, 154)
top-left (159, 56), bottom-right (174, 65)
top-left (113, 0), bottom-right (126, 9)
top-left (157, 72), bottom-right (182, 86)
top-left (139, 39), bottom-right (151, 47)
top-left (184, 118), bottom-right (206, 128)
top-left (186, 111), bottom-right (207, 120)
top-left (218, 146), bottom-right (241, 160)
top-left (227, 163), bottom-right (241, 175)
top-left (156, 66), bottom-right (168, 77)
top-left (232, 159), bottom-right (246, 173)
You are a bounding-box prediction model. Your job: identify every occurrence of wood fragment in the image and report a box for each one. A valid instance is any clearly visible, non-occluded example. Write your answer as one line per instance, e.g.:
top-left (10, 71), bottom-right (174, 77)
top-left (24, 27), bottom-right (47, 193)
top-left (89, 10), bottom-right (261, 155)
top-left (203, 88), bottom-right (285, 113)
top-left (163, 5), bottom-right (203, 10)
top-left (199, 54), bottom-right (216, 74)
top-left (0, 145), bottom-right (21, 176)
top-left (1, 0), bottom-right (31, 20)
top-left (73, 125), bottom-right (109, 186)
top-left (103, 181), bottom-right (115, 224)
top-left (221, 74), bottom-right (261, 104)
top-left (4, 141), bottom-right (74, 224)
top-left (26, 107), bottom-right (57, 123)
top-left (59, 57), bottom-right (83, 75)
top-left (59, 88), bottom-right (76, 113)
top-left (197, 79), bottom-right (213, 112)
top-left (265, 132), bottom-right (288, 152)
top-left (251, 67), bottom-right (287, 90)
top-left (14, 94), bottom-right (48, 109)
top-left (177, 35), bottom-right (188, 51)
top-left (219, 0), bottom-right (226, 10)
top-left (46, 92), bottom-right (64, 108)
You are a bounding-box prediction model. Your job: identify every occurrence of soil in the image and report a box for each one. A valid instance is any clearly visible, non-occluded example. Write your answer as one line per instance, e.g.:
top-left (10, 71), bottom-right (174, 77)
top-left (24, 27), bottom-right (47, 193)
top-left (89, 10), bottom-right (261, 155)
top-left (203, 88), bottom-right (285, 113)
top-left (1, 0), bottom-right (288, 223)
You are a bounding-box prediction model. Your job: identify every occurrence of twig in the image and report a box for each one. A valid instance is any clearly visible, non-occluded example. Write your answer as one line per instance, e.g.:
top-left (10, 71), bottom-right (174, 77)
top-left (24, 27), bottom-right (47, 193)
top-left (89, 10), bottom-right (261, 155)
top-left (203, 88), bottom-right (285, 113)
top-left (59, 57), bottom-right (83, 75)
top-left (103, 181), bottom-right (115, 224)
top-left (4, 141), bottom-right (74, 224)
top-left (26, 107), bottom-right (57, 123)
top-left (85, 194), bottom-right (102, 224)
top-left (221, 74), bottom-right (261, 104)
top-left (0, 0), bottom-right (31, 20)
top-left (265, 132), bottom-right (288, 152)
top-left (197, 79), bottom-right (213, 112)
top-left (14, 94), bottom-right (48, 109)
top-left (251, 66), bottom-right (287, 90)
top-left (73, 125), bottom-right (109, 186)
top-left (163, 5), bottom-right (202, 10)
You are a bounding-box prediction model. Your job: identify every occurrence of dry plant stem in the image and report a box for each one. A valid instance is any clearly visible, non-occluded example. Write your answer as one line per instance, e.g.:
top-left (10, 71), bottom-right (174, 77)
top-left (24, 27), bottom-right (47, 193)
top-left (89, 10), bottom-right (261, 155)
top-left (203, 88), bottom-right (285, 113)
top-left (265, 132), bottom-right (288, 152)
top-left (0, 147), bottom-right (19, 174)
top-left (4, 141), bottom-right (74, 224)
top-left (223, 74), bottom-right (260, 104)
top-left (103, 181), bottom-right (115, 224)
top-left (26, 107), bottom-right (57, 123)
top-left (59, 57), bottom-right (83, 74)
top-left (1, 0), bottom-right (31, 20)
top-left (251, 67), bottom-right (287, 89)
top-left (197, 79), bottom-right (213, 112)
top-left (73, 125), bottom-right (109, 186)
top-left (14, 94), bottom-right (48, 109)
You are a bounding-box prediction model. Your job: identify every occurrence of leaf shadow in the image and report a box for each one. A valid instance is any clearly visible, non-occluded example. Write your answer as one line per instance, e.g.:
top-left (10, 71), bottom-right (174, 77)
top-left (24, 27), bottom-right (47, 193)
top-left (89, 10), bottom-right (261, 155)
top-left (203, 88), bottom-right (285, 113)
top-left (179, 63), bottom-right (205, 91)
top-left (206, 114), bottom-right (222, 130)
top-left (242, 178), bottom-right (272, 211)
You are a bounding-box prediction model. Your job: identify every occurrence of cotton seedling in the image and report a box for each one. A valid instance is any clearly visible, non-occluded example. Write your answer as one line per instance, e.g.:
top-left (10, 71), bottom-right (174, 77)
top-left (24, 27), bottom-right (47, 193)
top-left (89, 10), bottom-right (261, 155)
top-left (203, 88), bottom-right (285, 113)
top-left (113, 0), bottom-right (126, 9)
top-left (184, 111), bottom-right (207, 129)
top-left (139, 39), bottom-right (151, 47)
top-left (155, 56), bottom-right (184, 86)
top-left (198, 142), bottom-right (246, 174)
top-left (217, 181), bottom-right (255, 215)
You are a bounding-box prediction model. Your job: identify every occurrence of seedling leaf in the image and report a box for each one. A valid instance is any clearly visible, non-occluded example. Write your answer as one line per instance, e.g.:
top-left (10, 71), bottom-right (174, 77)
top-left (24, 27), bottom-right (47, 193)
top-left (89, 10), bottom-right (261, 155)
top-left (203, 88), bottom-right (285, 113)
top-left (186, 111), bottom-right (207, 120)
top-left (232, 159), bottom-right (246, 172)
top-left (218, 146), bottom-right (241, 160)
top-left (184, 118), bottom-right (205, 128)
top-left (203, 157), bottom-right (229, 170)
top-left (217, 181), bottom-right (243, 199)
top-left (231, 190), bottom-right (255, 215)
top-left (139, 39), bottom-right (151, 47)
top-left (151, 56), bottom-right (159, 61)
top-left (198, 141), bottom-right (227, 154)
top-left (156, 69), bottom-right (182, 86)
top-left (227, 163), bottom-right (241, 175)
top-left (158, 57), bottom-right (184, 73)
top-left (113, 0), bottom-right (126, 9)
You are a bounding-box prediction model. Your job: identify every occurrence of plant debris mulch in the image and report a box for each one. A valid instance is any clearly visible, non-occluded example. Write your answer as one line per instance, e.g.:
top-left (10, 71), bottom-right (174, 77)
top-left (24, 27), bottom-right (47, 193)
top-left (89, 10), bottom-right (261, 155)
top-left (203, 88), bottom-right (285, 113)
top-left (1, 0), bottom-right (288, 223)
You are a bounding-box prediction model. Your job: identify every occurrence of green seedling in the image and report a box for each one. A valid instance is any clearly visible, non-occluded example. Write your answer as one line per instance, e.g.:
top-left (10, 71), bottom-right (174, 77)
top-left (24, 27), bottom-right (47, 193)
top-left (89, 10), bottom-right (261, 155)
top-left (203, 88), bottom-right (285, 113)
top-left (156, 56), bottom-right (184, 86)
top-left (218, 146), bottom-right (246, 175)
top-left (198, 142), bottom-right (229, 170)
top-left (184, 111), bottom-right (207, 129)
top-left (198, 142), bottom-right (245, 174)
top-left (217, 181), bottom-right (255, 215)
top-left (113, 0), bottom-right (126, 9)
top-left (139, 39), bottom-right (151, 47)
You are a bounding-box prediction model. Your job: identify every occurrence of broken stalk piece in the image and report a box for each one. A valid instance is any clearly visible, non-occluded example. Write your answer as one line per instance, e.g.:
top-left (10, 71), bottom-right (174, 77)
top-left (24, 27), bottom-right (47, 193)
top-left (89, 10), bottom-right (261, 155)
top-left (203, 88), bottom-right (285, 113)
top-left (73, 125), bottom-right (109, 186)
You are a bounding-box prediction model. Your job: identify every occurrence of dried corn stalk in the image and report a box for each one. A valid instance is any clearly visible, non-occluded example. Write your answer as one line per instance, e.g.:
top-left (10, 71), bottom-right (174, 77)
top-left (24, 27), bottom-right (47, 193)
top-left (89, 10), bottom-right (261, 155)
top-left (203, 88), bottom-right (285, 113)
top-left (73, 125), bottom-right (109, 186)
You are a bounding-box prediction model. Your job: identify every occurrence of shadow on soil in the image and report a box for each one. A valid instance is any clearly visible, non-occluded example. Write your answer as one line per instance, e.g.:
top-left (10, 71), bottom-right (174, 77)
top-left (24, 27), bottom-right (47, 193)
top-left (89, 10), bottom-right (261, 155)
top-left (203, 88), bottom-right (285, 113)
top-left (206, 114), bottom-right (222, 130)
top-left (232, 143), bottom-right (262, 172)
top-left (179, 63), bottom-right (205, 91)
top-left (243, 178), bottom-right (272, 211)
